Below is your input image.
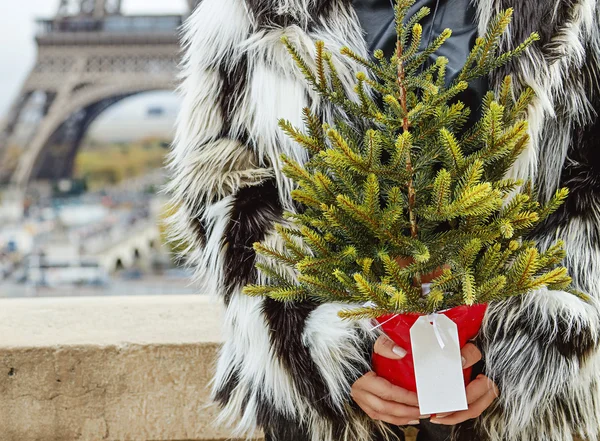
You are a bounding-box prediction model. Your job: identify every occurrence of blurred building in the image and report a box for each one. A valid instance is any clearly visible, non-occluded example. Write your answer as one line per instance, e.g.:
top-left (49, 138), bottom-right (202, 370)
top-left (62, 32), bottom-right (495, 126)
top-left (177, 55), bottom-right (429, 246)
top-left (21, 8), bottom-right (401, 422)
top-left (0, 0), bottom-right (196, 296)
top-left (0, 0), bottom-right (193, 189)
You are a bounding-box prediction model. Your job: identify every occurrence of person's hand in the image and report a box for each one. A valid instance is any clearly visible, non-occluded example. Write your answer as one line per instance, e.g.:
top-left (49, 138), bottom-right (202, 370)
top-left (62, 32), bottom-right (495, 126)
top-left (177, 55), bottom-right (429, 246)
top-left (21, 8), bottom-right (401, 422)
top-left (351, 336), bottom-right (427, 426)
top-left (430, 342), bottom-right (500, 425)
top-left (353, 335), bottom-right (499, 426)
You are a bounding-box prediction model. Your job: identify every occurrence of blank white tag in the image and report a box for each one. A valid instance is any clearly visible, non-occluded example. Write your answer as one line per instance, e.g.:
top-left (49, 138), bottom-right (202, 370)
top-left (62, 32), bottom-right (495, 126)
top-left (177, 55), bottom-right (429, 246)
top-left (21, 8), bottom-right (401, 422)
top-left (410, 314), bottom-right (468, 415)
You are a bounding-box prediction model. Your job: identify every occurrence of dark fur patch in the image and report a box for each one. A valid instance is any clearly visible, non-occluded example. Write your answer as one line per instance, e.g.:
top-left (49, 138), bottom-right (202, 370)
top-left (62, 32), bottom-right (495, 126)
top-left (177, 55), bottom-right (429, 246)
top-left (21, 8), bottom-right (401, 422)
top-left (219, 55), bottom-right (250, 144)
top-left (499, 0), bottom-right (575, 46)
top-left (492, 0), bottom-right (579, 78)
top-left (555, 305), bottom-right (598, 362)
top-left (244, 0), bottom-right (349, 29)
top-left (451, 419), bottom-right (480, 441)
top-left (257, 384), bottom-right (404, 441)
top-left (373, 425), bottom-right (405, 441)
top-left (262, 298), bottom-right (342, 420)
top-left (262, 296), bottom-right (377, 430)
top-left (192, 214), bottom-right (207, 248)
top-left (503, 0), bottom-right (576, 60)
top-left (213, 368), bottom-right (241, 407)
top-left (256, 390), bottom-right (312, 441)
top-left (560, 39), bottom-right (600, 216)
top-left (483, 297), bottom-right (597, 363)
top-left (561, 119), bottom-right (600, 218)
top-left (223, 179), bottom-right (283, 304)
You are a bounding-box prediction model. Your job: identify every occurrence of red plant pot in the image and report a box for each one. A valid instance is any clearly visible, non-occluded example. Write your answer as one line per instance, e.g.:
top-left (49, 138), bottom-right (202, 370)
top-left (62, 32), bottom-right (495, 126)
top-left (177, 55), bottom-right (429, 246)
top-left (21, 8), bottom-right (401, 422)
top-left (372, 304), bottom-right (488, 393)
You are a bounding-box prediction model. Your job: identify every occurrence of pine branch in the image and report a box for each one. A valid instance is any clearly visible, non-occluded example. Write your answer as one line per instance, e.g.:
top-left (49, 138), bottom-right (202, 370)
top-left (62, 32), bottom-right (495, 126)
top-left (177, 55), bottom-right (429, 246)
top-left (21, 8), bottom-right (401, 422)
top-left (440, 128), bottom-right (464, 172)
top-left (394, 28), bottom-right (419, 242)
top-left (403, 24), bottom-right (423, 60)
top-left (478, 9), bottom-right (514, 70)
top-left (538, 188), bottom-right (569, 222)
top-left (298, 273), bottom-right (348, 297)
top-left (302, 108), bottom-right (327, 147)
top-left (477, 275), bottom-right (507, 303)
top-left (244, 3), bottom-right (577, 317)
top-left (338, 306), bottom-right (390, 321)
top-left (315, 40), bottom-right (327, 89)
top-left (254, 242), bottom-right (298, 268)
top-left (463, 272), bottom-right (476, 305)
top-left (432, 169), bottom-right (452, 215)
top-left (279, 120), bottom-right (323, 154)
top-left (281, 36), bottom-right (319, 91)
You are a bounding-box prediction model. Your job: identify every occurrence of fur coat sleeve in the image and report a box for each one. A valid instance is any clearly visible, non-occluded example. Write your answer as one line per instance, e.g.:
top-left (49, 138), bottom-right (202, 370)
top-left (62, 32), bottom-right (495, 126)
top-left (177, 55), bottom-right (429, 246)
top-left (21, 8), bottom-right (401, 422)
top-left (166, 1), bottom-right (600, 441)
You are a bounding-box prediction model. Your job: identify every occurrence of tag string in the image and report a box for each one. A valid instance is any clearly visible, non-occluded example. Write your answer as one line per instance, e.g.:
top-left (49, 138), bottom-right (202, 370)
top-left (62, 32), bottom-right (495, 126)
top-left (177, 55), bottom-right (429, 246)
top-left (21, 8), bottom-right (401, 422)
top-left (428, 313), bottom-right (447, 349)
top-left (370, 313), bottom-right (400, 331)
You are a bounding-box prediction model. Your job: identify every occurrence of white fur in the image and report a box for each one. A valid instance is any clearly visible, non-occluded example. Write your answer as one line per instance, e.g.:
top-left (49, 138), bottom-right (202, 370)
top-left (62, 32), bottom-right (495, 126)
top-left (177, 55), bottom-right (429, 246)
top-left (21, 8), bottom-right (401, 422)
top-left (303, 304), bottom-right (376, 410)
top-left (480, 288), bottom-right (600, 441)
top-left (181, 0), bottom-right (251, 70)
top-left (537, 215), bottom-right (600, 295)
top-left (240, 51), bottom-right (312, 211)
top-left (169, 138), bottom-right (273, 207)
top-left (194, 196), bottom-right (235, 295)
top-left (477, 0), bottom-right (599, 199)
top-left (170, 1), bottom-right (600, 440)
top-left (235, 10), bottom-right (367, 211)
top-left (214, 295), bottom-right (307, 425)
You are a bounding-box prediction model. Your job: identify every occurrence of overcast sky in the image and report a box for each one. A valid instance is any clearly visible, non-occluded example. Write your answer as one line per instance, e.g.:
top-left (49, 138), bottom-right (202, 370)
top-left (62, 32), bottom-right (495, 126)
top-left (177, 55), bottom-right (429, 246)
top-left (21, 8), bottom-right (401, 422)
top-left (0, 0), bottom-right (187, 120)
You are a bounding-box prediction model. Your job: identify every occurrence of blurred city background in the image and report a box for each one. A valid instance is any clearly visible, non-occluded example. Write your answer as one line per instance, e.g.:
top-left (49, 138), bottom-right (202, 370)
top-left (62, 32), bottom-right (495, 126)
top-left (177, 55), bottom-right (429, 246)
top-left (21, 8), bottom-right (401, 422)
top-left (0, 0), bottom-right (200, 297)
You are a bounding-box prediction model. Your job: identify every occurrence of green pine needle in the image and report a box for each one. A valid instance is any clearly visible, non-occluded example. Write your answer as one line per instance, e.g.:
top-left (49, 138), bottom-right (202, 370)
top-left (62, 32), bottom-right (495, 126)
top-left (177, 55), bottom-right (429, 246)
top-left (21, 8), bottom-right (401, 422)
top-left (243, 1), bottom-right (580, 319)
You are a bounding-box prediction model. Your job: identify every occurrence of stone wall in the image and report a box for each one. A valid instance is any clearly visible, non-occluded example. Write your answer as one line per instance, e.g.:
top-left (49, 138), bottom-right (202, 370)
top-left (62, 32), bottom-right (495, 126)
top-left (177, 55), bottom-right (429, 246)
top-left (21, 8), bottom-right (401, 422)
top-left (0, 295), bottom-right (256, 441)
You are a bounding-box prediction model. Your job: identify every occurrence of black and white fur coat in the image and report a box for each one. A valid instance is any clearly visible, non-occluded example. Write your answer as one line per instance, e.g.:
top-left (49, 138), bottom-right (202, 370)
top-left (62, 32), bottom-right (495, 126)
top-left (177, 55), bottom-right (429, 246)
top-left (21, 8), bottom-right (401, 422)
top-left (166, 1), bottom-right (600, 440)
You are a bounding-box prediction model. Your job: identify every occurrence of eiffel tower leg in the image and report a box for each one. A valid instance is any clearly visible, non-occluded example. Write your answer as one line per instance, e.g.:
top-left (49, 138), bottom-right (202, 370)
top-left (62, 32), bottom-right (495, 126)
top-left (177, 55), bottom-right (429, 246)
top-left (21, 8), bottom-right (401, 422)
top-left (0, 91), bottom-right (35, 183)
top-left (28, 94), bottom-right (129, 182)
top-left (11, 77), bottom-right (173, 188)
top-left (10, 54), bottom-right (90, 187)
top-left (0, 90), bottom-right (33, 148)
top-left (7, 10), bottom-right (180, 188)
top-left (11, 89), bottom-right (73, 187)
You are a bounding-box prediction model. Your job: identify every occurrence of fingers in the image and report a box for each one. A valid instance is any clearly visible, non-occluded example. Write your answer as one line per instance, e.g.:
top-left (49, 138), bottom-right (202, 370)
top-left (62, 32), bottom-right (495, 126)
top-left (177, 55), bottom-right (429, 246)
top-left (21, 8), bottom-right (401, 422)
top-left (461, 343), bottom-right (482, 369)
top-left (374, 334), bottom-right (407, 360)
top-left (465, 375), bottom-right (498, 405)
top-left (353, 372), bottom-right (419, 406)
top-left (356, 390), bottom-right (424, 425)
top-left (430, 375), bottom-right (499, 425)
top-left (364, 339), bottom-right (491, 426)
top-left (352, 371), bottom-right (425, 426)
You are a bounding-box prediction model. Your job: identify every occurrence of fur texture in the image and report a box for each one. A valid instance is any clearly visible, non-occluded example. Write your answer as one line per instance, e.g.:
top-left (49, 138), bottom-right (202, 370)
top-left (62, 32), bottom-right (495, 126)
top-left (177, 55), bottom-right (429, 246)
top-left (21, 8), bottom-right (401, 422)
top-left (167, 0), bottom-right (600, 440)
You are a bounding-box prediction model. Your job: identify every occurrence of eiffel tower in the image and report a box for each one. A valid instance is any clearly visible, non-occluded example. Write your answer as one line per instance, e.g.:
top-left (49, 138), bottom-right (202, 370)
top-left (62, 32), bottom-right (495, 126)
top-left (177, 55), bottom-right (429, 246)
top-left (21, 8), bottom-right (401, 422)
top-left (0, 0), bottom-right (199, 190)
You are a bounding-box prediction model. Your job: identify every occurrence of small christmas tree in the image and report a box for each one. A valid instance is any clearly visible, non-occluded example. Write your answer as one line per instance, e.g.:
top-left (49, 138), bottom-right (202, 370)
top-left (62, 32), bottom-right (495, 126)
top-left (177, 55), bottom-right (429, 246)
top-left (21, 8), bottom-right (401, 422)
top-left (243, 0), bottom-right (581, 319)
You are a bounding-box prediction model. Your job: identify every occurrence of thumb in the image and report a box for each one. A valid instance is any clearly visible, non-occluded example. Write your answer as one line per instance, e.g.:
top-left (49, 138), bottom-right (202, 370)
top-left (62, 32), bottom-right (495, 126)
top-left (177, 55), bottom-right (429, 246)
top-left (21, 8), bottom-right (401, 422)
top-left (461, 343), bottom-right (482, 369)
top-left (374, 334), bottom-right (407, 360)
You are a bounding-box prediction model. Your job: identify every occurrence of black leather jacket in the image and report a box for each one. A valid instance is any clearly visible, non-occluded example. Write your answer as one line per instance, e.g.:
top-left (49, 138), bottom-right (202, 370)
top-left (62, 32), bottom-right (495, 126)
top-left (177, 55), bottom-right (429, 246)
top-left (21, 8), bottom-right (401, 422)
top-left (353, 0), bottom-right (487, 119)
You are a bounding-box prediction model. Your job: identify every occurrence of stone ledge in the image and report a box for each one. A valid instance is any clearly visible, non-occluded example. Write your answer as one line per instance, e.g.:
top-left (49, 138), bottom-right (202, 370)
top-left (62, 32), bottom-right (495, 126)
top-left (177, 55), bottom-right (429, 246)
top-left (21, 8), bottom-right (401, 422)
top-left (0, 295), bottom-right (223, 348)
top-left (0, 295), bottom-right (258, 441)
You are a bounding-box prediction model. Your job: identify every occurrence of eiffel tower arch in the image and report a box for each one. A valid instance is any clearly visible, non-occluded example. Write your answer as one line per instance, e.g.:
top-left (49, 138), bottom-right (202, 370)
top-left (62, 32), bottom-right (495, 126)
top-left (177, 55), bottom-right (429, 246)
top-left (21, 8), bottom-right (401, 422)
top-left (0, 0), bottom-right (197, 189)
